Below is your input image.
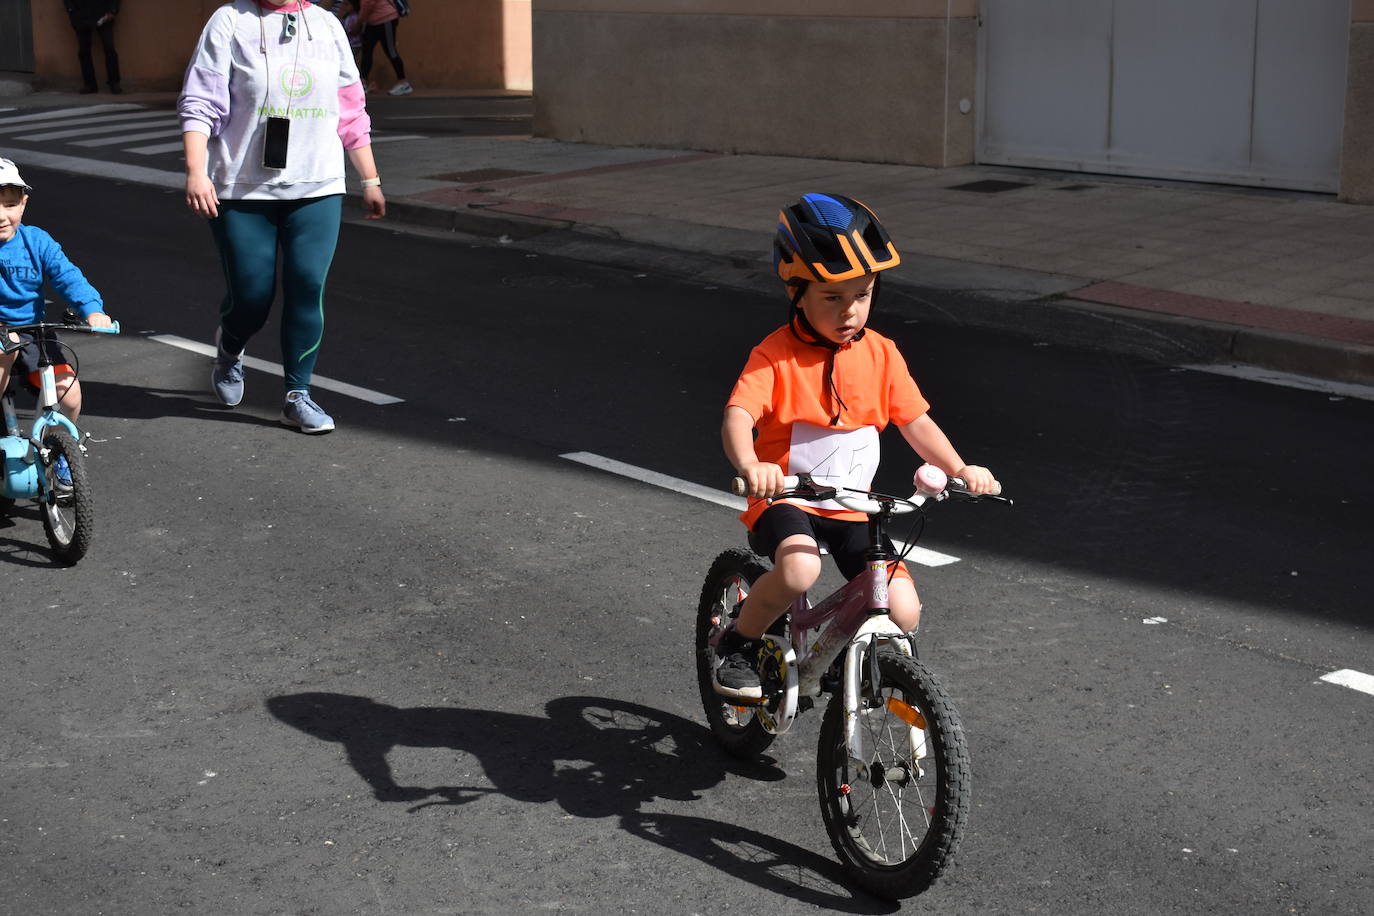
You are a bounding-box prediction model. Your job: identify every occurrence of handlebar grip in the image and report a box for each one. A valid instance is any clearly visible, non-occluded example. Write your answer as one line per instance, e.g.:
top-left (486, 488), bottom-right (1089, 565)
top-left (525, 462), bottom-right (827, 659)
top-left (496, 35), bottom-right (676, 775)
top-left (730, 475), bottom-right (801, 497)
top-left (949, 476), bottom-right (1003, 497)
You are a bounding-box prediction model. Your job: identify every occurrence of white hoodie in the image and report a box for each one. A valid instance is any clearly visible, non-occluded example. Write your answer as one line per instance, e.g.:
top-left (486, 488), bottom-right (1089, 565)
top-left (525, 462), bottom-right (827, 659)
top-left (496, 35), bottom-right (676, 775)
top-left (178, 0), bottom-right (371, 200)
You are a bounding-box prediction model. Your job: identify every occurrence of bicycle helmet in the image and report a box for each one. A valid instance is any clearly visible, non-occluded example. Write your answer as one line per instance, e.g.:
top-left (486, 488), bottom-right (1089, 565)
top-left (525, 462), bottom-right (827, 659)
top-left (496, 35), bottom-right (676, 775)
top-left (774, 193), bottom-right (900, 286)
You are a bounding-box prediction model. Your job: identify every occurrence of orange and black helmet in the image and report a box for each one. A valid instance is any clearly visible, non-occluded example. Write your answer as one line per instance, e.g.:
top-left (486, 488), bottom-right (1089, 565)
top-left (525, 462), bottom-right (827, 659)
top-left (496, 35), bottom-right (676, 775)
top-left (774, 193), bottom-right (900, 286)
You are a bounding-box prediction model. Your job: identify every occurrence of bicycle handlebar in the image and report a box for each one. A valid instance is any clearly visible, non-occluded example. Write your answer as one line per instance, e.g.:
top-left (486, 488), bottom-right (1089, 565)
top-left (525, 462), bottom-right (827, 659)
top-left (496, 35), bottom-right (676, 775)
top-left (0, 320), bottom-right (121, 354)
top-left (730, 464), bottom-right (1010, 515)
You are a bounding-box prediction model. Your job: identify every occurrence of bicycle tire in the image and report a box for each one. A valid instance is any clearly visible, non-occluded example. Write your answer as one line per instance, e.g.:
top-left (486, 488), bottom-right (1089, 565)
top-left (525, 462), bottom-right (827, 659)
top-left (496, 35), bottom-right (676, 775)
top-left (694, 547), bottom-right (777, 759)
top-left (816, 649), bottom-right (970, 899)
top-left (39, 431), bottom-right (93, 565)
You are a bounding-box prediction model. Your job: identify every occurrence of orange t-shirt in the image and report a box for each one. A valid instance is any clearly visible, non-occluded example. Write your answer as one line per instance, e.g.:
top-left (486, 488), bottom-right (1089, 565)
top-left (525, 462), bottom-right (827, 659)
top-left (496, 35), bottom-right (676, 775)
top-left (726, 324), bottom-right (930, 528)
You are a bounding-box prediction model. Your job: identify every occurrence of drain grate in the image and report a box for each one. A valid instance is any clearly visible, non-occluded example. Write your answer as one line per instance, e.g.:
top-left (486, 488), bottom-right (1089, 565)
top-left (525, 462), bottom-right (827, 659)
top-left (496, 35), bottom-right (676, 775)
top-left (428, 168), bottom-right (542, 183)
top-left (946, 179), bottom-right (1032, 193)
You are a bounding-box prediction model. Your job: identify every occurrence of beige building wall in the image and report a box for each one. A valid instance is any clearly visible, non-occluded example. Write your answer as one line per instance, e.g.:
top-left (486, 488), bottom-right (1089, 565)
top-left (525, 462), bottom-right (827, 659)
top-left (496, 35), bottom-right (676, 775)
top-left (28, 0), bottom-right (531, 92)
top-left (532, 0), bottom-right (978, 167)
top-left (536, 0), bottom-right (1374, 203)
top-left (1341, 1), bottom-right (1374, 202)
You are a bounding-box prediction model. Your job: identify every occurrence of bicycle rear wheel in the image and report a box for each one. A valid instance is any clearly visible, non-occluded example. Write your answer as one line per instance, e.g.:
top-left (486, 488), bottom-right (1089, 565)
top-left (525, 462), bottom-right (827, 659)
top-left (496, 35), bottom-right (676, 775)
top-left (816, 649), bottom-right (970, 899)
top-left (694, 547), bottom-right (776, 759)
top-left (40, 431), bottom-right (93, 565)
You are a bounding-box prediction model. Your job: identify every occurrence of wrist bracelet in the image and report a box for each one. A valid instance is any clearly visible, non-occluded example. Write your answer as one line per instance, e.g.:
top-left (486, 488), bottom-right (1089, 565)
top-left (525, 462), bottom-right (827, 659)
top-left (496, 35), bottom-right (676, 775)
top-left (360, 176), bottom-right (381, 188)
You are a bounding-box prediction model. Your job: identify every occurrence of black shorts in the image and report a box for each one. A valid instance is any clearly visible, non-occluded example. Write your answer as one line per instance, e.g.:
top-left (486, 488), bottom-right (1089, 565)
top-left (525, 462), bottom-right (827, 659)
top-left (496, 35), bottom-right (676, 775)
top-left (4, 332), bottom-right (74, 392)
top-left (751, 503), bottom-right (904, 582)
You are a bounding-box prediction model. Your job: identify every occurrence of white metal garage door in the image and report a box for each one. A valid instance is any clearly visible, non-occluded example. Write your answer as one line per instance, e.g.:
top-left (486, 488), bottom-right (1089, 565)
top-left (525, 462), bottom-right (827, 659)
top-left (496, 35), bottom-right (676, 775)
top-left (977, 0), bottom-right (1350, 192)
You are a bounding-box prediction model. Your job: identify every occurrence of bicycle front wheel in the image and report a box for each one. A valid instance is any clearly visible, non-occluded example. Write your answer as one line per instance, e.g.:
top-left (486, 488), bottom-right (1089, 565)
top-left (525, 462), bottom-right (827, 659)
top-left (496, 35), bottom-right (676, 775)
top-left (694, 548), bottom-right (776, 759)
top-left (816, 649), bottom-right (970, 899)
top-left (40, 431), bottom-right (93, 565)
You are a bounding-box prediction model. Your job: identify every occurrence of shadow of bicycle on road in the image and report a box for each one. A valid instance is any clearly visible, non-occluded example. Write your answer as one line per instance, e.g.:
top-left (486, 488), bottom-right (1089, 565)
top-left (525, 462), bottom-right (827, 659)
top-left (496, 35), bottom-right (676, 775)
top-left (266, 692), bottom-right (896, 914)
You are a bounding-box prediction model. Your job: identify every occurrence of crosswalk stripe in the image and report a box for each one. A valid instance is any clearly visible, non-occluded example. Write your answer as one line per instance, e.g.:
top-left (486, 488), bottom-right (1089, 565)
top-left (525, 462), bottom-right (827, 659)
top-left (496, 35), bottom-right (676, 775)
top-left (128, 141), bottom-right (187, 156)
top-left (0, 111), bottom-right (163, 135)
top-left (0, 103), bottom-right (141, 126)
top-left (72, 128), bottom-right (184, 148)
top-left (17, 113), bottom-right (173, 142)
top-left (0, 145), bottom-right (184, 189)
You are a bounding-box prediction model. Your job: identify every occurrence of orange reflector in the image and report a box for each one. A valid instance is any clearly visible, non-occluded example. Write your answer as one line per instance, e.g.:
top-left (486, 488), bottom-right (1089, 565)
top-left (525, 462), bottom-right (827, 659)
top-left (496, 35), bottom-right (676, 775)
top-left (887, 697), bottom-right (927, 729)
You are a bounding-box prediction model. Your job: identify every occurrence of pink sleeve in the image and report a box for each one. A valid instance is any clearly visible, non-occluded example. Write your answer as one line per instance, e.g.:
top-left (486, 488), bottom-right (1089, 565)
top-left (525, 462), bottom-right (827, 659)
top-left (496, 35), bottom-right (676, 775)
top-left (337, 81), bottom-right (372, 150)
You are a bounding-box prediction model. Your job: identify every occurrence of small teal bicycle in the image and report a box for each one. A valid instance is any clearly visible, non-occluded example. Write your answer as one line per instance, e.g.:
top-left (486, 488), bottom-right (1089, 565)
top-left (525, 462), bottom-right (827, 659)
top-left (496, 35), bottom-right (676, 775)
top-left (1, 318), bottom-right (120, 564)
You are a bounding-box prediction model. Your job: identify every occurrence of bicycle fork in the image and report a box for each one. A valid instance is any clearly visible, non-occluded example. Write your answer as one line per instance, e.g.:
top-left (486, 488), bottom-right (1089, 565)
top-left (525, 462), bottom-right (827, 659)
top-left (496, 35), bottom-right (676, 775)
top-left (842, 632), bottom-right (926, 783)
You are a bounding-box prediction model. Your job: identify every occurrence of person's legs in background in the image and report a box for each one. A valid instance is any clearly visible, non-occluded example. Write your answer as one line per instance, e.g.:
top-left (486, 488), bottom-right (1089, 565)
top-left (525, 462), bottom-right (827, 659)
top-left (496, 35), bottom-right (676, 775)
top-left (359, 24), bottom-right (381, 91)
top-left (380, 20), bottom-right (411, 95)
top-left (74, 26), bottom-right (98, 93)
top-left (96, 20), bottom-right (121, 92)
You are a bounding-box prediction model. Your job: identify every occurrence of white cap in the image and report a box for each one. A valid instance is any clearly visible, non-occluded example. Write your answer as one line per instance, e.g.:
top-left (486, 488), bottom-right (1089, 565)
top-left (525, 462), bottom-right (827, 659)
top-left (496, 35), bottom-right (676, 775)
top-left (0, 158), bottom-right (32, 192)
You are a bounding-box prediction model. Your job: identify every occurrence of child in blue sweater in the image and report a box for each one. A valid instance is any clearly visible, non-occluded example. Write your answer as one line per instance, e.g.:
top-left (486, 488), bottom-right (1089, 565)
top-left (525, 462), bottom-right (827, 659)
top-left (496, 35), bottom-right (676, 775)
top-left (0, 158), bottom-right (113, 425)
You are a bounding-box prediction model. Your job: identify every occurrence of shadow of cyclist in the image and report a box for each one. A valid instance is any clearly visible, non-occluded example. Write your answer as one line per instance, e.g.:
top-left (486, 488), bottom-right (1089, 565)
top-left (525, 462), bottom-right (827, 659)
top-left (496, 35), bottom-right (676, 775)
top-left (265, 692), bottom-right (779, 812)
top-left (266, 692), bottom-right (892, 911)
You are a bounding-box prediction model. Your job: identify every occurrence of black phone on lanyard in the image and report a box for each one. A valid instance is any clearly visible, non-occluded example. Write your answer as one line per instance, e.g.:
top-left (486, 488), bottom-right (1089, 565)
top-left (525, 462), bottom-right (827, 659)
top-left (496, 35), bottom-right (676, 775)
top-left (263, 116), bottom-right (290, 169)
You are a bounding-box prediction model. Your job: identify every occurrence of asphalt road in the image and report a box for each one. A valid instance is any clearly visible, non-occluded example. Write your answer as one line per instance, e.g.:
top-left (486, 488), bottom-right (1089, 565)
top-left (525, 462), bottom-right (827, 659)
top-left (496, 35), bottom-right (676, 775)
top-left (0, 167), bottom-right (1370, 915)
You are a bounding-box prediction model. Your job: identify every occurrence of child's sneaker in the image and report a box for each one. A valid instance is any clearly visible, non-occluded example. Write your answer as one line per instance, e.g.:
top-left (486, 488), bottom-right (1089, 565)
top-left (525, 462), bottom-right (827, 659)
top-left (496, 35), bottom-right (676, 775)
top-left (210, 328), bottom-right (245, 407)
top-left (388, 81), bottom-right (413, 96)
top-left (712, 631), bottom-right (764, 701)
top-left (54, 455), bottom-right (73, 491)
top-left (281, 390), bottom-right (335, 434)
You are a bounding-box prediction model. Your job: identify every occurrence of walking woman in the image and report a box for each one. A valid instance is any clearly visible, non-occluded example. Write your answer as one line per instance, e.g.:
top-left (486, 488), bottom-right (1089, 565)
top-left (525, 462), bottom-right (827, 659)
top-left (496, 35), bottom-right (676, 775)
top-left (358, 0), bottom-right (411, 95)
top-left (179, 0), bottom-right (385, 434)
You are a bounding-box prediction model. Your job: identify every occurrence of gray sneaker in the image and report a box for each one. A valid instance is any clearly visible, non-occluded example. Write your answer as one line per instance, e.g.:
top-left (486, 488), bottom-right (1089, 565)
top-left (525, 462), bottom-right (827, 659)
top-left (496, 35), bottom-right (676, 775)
top-left (281, 390), bottom-right (335, 434)
top-left (210, 328), bottom-right (245, 407)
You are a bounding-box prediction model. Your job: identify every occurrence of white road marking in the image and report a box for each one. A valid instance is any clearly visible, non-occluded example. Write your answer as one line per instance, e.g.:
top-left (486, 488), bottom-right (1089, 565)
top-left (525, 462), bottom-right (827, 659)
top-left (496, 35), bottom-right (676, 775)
top-left (559, 451), bottom-right (962, 567)
top-left (128, 141), bottom-right (187, 156)
top-left (73, 127), bottom-right (184, 147)
top-left (148, 334), bottom-right (404, 406)
top-left (16, 112), bottom-right (172, 141)
top-left (370, 134), bottom-right (429, 144)
top-left (1181, 364), bottom-right (1374, 402)
top-left (0, 103), bottom-right (141, 127)
top-left (562, 451), bottom-right (745, 511)
top-left (1, 145), bottom-right (182, 189)
top-left (1319, 669), bottom-right (1374, 696)
top-left (0, 110), bottom-right (160, 135)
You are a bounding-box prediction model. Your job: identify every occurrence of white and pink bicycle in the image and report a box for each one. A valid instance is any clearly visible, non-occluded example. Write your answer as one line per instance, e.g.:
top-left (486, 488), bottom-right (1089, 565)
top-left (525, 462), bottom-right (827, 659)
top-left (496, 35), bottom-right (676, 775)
top-left (695, 464), bottom-right (1009, 899)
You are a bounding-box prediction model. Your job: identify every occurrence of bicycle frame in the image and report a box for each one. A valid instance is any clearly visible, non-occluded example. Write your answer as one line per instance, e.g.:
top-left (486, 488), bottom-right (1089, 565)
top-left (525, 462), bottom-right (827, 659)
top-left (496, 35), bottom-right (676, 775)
top-left (729, 511), bottom-right (917, 742)
top-left (0, 321), bottom-right (114, 501)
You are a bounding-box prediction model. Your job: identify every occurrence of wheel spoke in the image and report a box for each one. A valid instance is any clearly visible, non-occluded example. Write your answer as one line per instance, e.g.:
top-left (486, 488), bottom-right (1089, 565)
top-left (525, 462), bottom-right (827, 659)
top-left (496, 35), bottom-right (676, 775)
top-left (818, 651), bottom-right (970, 896)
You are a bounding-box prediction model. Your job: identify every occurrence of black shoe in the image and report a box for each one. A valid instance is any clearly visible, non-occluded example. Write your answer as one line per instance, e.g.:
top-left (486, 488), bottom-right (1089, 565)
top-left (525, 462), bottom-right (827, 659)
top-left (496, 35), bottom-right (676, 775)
top-left (712, 632), bottom-right (764, 701)
top-left (79, 85), bottom-right (98, 95)
top-left (109, 83), bottom-right (122, 95)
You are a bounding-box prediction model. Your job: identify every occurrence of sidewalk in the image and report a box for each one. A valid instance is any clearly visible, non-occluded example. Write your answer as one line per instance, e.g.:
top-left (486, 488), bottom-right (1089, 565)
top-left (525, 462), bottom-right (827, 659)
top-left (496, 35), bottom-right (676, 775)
top-left (376, 131), bottom-right (1374, 388)
top-left (4, 85), bottom-right (1374, 387)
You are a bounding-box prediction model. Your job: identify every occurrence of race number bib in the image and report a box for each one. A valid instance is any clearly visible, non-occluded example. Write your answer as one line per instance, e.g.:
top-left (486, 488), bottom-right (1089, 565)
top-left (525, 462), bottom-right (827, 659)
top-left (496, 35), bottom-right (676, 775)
top-left (782, 423), bottom-right (880, 512)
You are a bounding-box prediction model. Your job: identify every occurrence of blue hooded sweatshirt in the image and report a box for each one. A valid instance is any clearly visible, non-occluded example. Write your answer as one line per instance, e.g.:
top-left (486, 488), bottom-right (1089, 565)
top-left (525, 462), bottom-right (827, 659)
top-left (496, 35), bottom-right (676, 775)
top-left (0, 224), bottom-right (103, 325)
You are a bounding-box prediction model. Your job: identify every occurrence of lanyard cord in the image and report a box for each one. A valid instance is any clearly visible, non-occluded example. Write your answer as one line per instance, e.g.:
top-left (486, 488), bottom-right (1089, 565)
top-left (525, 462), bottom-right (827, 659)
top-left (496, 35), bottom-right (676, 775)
top-left (258, 3), bottom-right (310, 120)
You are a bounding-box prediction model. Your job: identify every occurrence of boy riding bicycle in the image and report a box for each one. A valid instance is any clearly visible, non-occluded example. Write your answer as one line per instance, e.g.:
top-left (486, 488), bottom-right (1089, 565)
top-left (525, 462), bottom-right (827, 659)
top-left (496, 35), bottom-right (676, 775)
top-left (716, 193), bottom-right (999, 701)
top-left (0, 158), bottom-right (114, 480)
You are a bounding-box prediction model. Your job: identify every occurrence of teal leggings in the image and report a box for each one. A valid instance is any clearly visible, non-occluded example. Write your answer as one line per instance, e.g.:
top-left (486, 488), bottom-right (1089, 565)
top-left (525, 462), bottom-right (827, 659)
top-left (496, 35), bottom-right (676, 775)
top-left (208, 195), bottom-right (342, 393)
